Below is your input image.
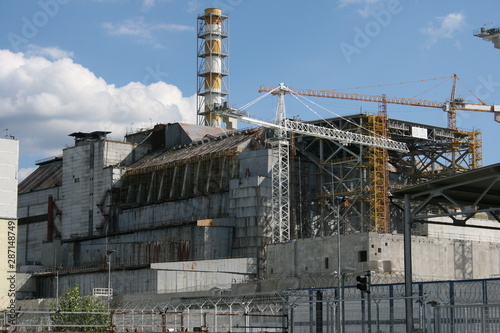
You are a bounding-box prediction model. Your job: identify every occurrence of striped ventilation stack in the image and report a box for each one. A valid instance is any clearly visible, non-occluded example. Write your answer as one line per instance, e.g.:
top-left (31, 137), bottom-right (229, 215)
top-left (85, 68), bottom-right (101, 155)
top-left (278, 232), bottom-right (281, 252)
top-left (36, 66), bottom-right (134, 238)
top-left (196, 8), bottom-right (236, 129)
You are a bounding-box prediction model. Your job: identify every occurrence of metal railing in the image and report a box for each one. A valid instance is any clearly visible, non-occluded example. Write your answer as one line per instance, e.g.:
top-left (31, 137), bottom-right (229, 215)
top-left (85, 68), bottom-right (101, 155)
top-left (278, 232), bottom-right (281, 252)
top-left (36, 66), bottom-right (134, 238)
top-left (1, 309), bottom-right (288, 332)
top-left (431, 303), bottom-right (500, 333)
top-left (473, 26), bottom-right (500, 37)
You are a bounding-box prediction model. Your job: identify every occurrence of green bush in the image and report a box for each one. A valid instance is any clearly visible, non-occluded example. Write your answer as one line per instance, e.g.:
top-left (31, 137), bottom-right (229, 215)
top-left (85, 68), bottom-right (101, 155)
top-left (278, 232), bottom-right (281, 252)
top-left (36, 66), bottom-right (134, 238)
top-left (50, 285), bottom-right (110, 332)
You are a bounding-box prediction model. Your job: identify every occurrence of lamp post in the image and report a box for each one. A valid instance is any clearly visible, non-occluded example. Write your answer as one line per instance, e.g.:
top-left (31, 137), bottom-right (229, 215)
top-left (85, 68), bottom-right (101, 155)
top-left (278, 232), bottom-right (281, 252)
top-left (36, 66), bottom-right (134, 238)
top-left (106, 249), bottom-right (116, 310)
top-left (335, 196), bottom-right (348, 333)
top-left (55, 266), bottom-right (63, 311)
top-left (340, 267), bottom-right (356, 333)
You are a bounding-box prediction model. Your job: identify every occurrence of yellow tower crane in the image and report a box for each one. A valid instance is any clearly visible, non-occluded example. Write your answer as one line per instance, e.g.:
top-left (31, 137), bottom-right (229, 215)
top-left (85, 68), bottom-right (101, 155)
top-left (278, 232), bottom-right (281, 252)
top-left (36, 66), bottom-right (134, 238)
top-left (259, 75), bottom-right (500, 130)
top-left (259, 76), bottom-right (499, 233)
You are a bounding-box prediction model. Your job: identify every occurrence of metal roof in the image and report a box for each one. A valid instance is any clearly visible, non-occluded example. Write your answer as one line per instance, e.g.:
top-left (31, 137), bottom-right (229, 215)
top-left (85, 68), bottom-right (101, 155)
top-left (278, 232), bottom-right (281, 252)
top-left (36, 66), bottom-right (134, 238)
top-left (18, 158), bottom-right (63, 194)
top-left (392, 163), bottom-right (500, 208)
top-left (392, 163), bottom-right (500, 224)
top-left (127, 127), bottom-right (264, 175)
top-left (177, 123), bottom-right (235, 141)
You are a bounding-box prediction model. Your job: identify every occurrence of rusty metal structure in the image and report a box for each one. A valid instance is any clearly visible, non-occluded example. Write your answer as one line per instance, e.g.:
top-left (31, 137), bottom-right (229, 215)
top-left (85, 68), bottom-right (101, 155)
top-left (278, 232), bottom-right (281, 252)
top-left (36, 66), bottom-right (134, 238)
top-left (293, 114), bottom-right (482, 235)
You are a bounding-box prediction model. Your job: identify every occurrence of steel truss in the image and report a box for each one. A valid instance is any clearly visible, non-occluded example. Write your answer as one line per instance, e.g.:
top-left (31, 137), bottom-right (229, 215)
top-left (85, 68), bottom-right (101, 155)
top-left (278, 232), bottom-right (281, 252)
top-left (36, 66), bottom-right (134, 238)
top-left (294, 114), bottom-right (482, 235)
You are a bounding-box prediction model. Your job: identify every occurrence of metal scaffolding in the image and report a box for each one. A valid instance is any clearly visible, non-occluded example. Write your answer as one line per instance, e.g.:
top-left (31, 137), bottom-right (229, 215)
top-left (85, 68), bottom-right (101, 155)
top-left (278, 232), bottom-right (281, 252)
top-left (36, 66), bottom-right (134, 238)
top-left (293, 114), bottom-right (483, 235)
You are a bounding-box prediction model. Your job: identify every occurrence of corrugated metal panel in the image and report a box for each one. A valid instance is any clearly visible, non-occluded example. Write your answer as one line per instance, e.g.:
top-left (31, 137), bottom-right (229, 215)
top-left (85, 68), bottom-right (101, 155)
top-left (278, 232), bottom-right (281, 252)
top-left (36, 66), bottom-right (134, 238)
top-left (126, 127), bottom-right (264, 175)
top-left (178, 122), bottom-right (233, 141)
top-left (18, 159), bottom-right (62, 194)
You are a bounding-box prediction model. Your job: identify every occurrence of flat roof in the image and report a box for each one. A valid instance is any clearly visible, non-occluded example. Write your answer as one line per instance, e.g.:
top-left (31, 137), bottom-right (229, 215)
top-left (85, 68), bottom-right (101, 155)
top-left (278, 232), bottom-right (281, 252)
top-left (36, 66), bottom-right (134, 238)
top-left (392, 163), bottom-right (500, 209)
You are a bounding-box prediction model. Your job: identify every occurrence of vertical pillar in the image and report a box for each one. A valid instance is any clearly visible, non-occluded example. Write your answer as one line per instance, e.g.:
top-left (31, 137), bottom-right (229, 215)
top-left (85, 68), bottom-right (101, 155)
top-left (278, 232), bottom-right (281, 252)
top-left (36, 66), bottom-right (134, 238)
top-left (404, 193), bottom-right (414, 331)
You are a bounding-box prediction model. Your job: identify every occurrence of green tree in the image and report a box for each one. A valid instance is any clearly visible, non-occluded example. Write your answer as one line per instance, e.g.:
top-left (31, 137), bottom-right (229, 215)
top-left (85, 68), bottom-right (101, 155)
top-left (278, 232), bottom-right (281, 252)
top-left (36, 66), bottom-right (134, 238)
top-left (50, 285), bottom-right (110, 332)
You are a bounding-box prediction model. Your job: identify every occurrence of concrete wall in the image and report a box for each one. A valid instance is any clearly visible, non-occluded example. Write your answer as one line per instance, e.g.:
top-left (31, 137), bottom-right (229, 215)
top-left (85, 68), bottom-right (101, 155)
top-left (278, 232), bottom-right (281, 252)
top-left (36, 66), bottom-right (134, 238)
top-left (36, 267), bottom-right (158, 298)
top-left (230, 149), bottom-right (272, 264)
top-left (17, 139), bottom-right (148, 269)
top-left (17, 186), bottom-right (60, 266)
top-left (266, 224), bottom-right (500, 282)
top-left (152, 258), bottom-right (257, 293)
top-left (265, 233), bottom-right (370, 279)
top-left (61, 140), bottom-right (142, 239)
top-left (116, 193), bottom-right (230, 231)
top-left (35, 258), bottom-right (257, 298)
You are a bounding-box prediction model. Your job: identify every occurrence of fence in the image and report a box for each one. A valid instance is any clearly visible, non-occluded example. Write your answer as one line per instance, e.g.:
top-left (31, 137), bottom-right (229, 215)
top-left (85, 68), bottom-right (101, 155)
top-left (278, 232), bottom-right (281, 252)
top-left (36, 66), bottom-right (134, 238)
top-left (4, 277), bottom-right (500, 332)
top-left (430, 303), bottom-right (500, 333)
top-left (2, 295), bottom-right (288, 332)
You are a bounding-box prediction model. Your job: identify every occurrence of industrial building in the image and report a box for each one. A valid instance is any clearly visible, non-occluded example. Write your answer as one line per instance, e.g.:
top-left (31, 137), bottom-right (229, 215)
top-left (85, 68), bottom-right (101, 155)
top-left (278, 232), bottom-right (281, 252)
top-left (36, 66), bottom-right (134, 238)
top-left (15, 115), bottom-right (500, 300)
top-left (14, 8), bottom-right (500, 304)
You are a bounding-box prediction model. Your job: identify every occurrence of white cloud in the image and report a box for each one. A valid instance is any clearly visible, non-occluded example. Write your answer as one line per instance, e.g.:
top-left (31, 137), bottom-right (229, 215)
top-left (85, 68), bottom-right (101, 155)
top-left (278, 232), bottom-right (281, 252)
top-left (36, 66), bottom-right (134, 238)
top-left (26, 45), bottom-right (74, 60)
top-left (187, 0), bottom-right (203, 14)
top-left (102, 17), bottom-right (193, 47)
top-left (420, 12), bottom-right (466, 48)
top-left (0, 49), bottom-right (196, 163)
top-left (141, 0), bottom-right (172, 11)
top-left (18, 167), bottom-right (37, 183)
top-left (338, 0), bottom-right (384, 17)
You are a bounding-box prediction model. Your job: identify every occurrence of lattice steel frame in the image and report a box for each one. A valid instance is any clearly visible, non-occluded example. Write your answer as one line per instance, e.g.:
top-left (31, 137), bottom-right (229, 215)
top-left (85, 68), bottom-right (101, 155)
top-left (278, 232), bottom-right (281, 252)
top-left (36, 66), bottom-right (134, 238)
top-left (293, 114), bottom-right (482, 235)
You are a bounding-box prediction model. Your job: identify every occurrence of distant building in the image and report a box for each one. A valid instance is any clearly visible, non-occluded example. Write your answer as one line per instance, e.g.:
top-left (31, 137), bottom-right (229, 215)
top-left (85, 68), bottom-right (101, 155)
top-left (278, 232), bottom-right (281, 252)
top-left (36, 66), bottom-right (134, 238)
top-left (0, 137), bottom-right (19, 311)
top-left (474, 25), bottom-right (500, 49)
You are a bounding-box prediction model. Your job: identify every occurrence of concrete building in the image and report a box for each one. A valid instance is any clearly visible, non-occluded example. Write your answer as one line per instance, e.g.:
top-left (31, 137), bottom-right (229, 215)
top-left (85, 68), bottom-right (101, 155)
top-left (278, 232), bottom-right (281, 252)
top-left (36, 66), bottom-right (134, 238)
top-left (0, 137), bottom-right (19, 311)
top-left (15, 115), bottom-right (500, 302)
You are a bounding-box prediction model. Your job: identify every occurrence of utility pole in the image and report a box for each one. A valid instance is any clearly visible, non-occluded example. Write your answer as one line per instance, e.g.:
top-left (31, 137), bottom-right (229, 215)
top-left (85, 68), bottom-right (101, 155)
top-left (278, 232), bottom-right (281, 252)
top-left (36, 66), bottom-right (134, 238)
top-left (107, 249), bottom-right (116, 310)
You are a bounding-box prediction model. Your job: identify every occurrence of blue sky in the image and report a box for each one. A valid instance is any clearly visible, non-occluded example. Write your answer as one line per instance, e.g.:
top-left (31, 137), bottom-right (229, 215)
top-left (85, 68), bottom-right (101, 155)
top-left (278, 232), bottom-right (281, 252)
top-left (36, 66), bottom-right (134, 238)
top-left (1, 0), bottom-right (500, 180)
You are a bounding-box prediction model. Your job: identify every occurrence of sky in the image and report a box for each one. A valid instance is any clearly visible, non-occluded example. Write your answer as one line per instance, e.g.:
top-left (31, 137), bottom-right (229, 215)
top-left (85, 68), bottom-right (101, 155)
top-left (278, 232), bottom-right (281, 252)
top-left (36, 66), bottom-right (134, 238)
top-left (1, 0), bottom-right (500, 181)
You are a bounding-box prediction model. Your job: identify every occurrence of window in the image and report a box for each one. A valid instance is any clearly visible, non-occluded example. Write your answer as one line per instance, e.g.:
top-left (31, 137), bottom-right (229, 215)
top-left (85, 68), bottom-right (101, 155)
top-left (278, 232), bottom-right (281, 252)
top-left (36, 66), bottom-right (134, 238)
top-left (358, 250), bottom-right (367, 262)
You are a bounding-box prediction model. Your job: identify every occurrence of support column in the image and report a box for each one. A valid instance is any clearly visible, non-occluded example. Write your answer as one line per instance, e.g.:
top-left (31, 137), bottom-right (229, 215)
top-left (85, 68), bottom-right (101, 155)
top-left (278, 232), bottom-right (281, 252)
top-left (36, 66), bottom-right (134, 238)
top-left (404, 193), bottom-right (414, 331)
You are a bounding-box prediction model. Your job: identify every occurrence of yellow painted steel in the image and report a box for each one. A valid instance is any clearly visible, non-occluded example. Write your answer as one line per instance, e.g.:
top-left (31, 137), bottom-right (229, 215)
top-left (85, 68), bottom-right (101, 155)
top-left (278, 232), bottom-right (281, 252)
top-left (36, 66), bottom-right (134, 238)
top-left (365, 114), bottom-right (390, 233)
top-left (204, 75), bottom-right (222, 90)
top-left (204, 40), bottom-right (222, 54)
top-left (204, 8), bottom-right (222, 23)
top-left (204, 112), bottom-right (222, 123)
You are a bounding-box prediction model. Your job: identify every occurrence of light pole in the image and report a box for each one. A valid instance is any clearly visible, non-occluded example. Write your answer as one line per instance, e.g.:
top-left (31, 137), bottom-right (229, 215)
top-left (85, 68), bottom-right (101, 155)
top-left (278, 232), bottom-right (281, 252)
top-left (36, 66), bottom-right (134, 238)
top-left (340, 267), bottom-right (356, 333)
top-left (335, 196), bottom-right (348, 333)
top-left (55, 266), bottom-right (62, 311)
top-left (107, 249), bottom-right (116, 310)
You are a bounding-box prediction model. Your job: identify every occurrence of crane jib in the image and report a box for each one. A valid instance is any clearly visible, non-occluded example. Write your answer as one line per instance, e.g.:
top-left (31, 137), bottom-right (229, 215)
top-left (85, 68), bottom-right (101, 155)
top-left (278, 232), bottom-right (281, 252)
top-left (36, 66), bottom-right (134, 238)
top-left (215, 110), bottom-right (409, 153)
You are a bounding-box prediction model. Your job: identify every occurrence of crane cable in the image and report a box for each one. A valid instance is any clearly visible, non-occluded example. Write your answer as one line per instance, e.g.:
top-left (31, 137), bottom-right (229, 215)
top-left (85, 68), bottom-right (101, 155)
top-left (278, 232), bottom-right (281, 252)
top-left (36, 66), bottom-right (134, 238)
top-left (408, 77), bottom-right (453, 99)
top-left (287, 91), bottom-right (385, 139)
top-left (456, 76), bottom-right (487, 105)
top-left (325, 75), bottom-right (453, 92)
top-left (237, 86), bottom-right (279, 112)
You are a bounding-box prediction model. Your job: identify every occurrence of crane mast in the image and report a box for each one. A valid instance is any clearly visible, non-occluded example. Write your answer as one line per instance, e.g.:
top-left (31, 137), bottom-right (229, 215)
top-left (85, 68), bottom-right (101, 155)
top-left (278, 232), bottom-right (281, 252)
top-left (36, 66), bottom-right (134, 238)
top-left (268, 85), bottom-right (290, 243)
